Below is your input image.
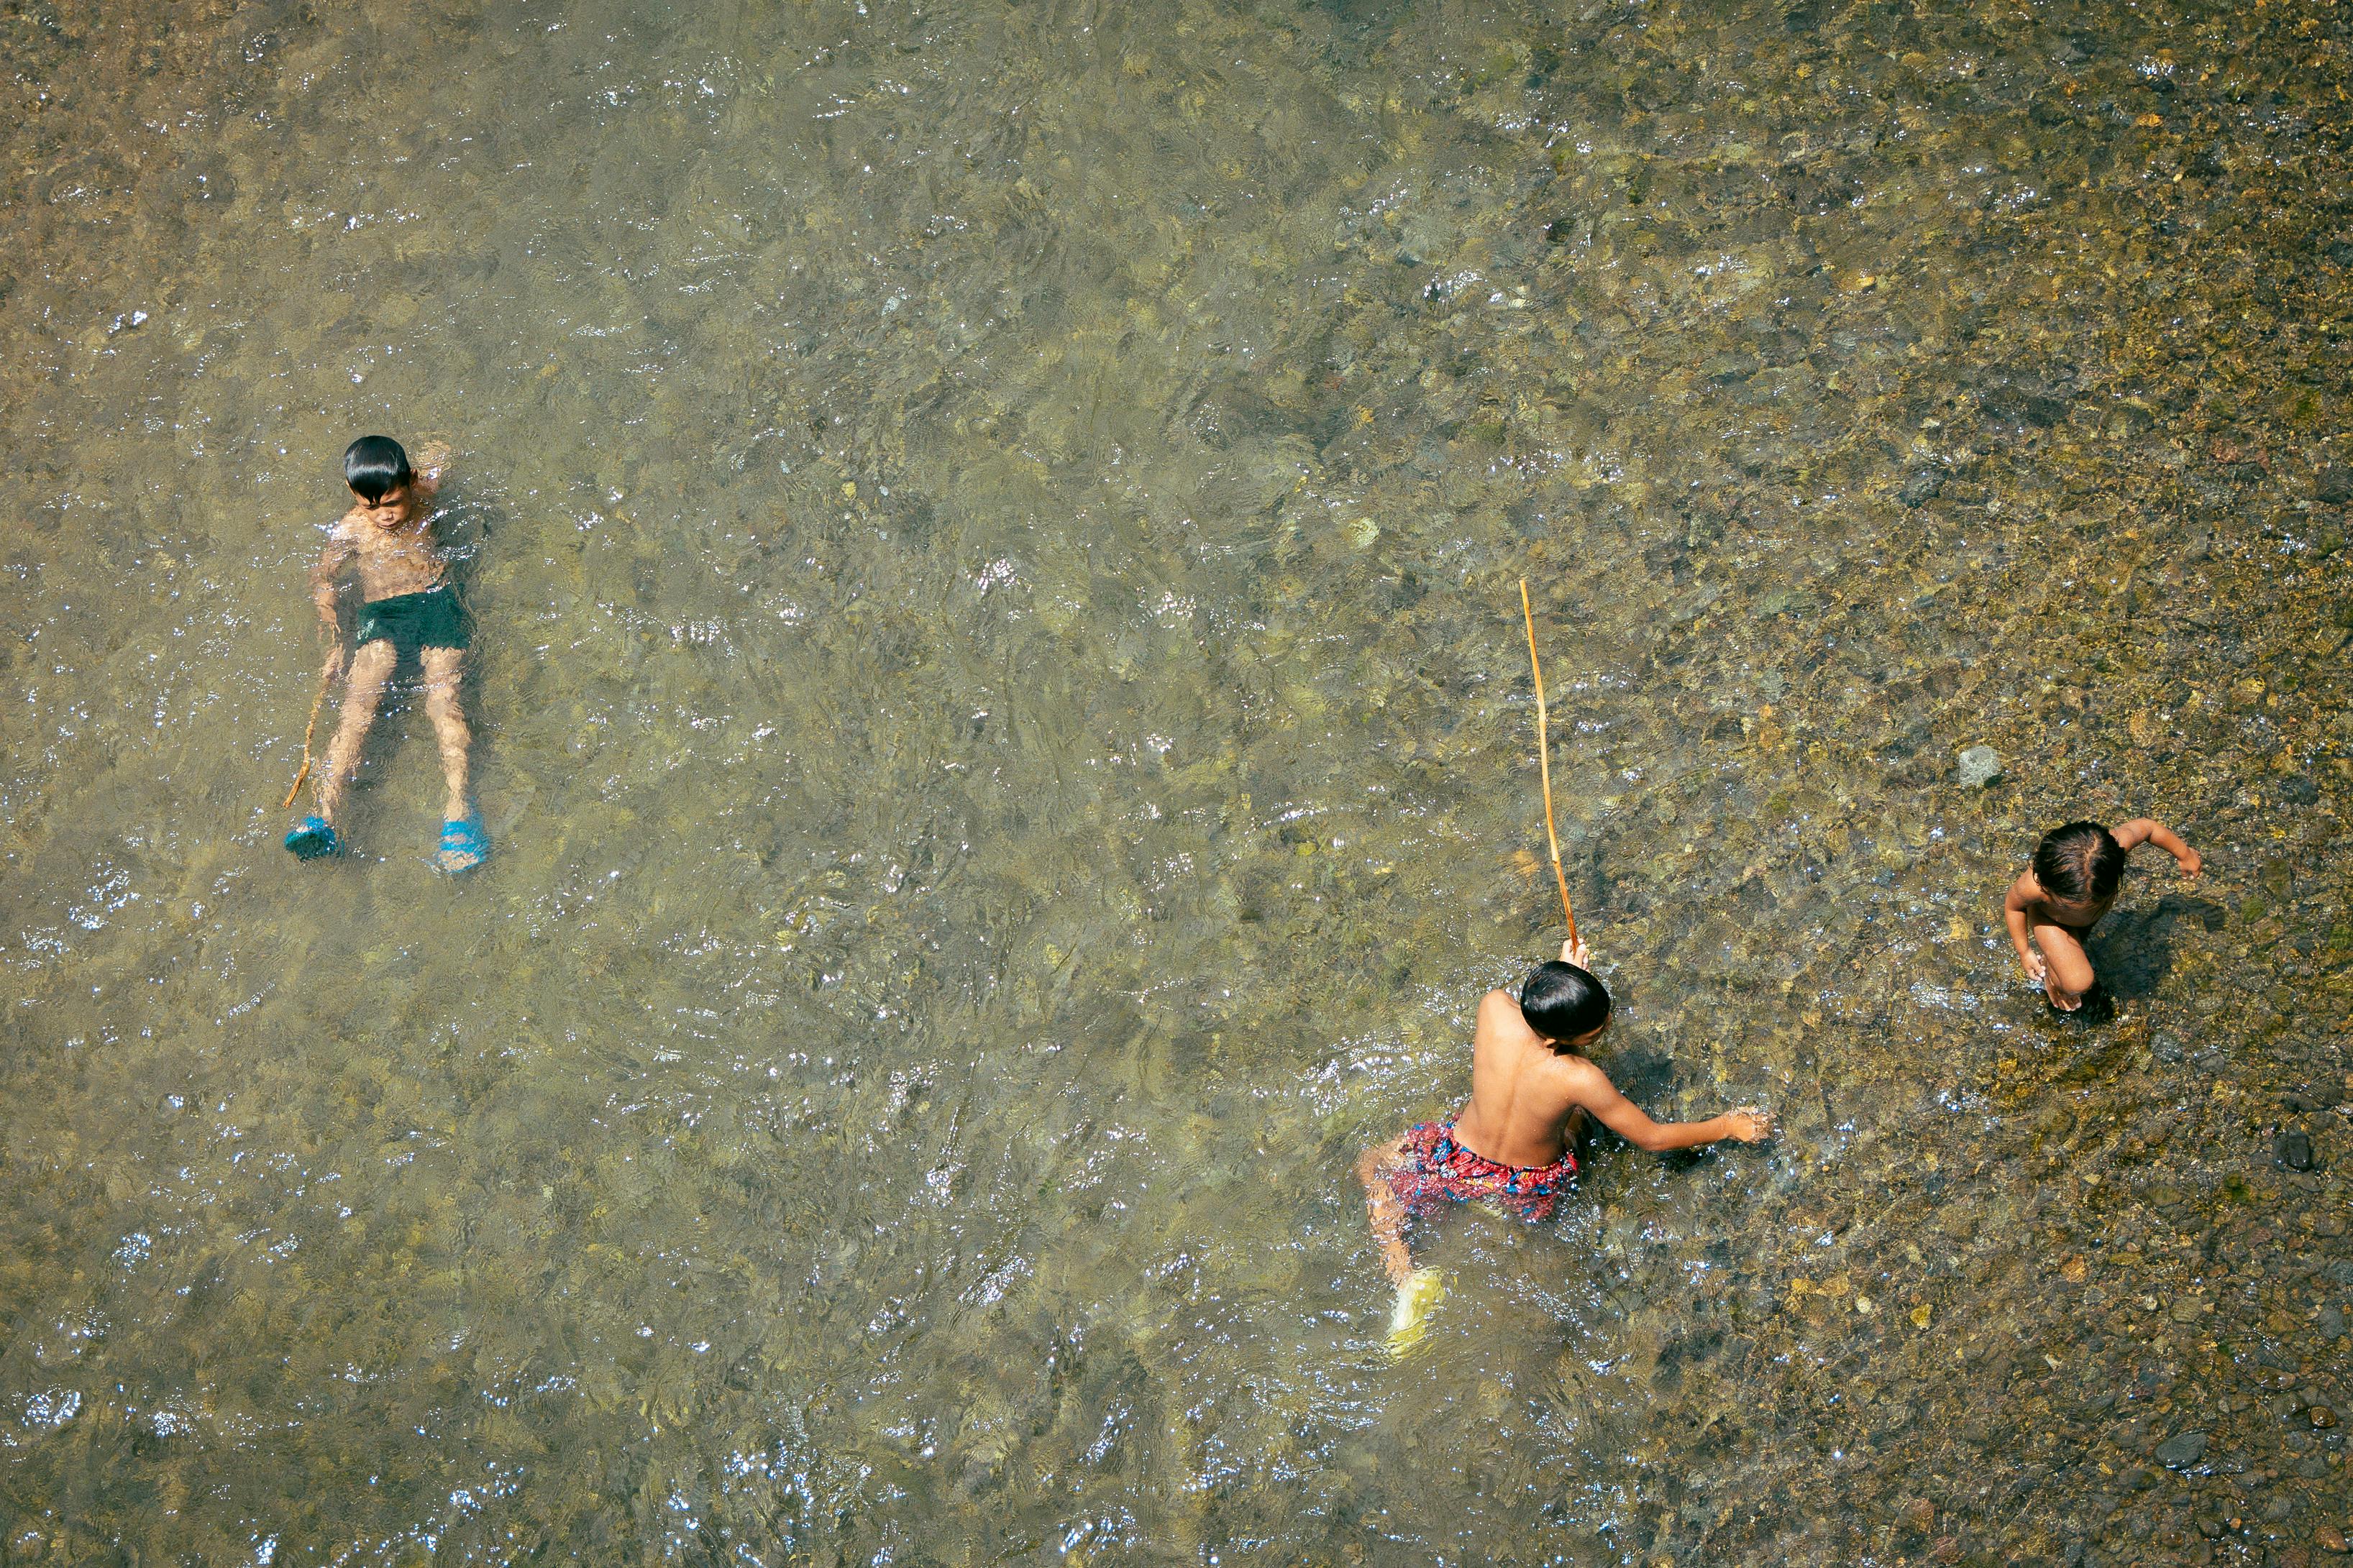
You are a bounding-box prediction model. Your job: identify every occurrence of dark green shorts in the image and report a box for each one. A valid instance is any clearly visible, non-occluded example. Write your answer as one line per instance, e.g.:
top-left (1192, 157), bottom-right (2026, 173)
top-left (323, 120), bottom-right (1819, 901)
top-left (355, 586), bottom-right (468, 655)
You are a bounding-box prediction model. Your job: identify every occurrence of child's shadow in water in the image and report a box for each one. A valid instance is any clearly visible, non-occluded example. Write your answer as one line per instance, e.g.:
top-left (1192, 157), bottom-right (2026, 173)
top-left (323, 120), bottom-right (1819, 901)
top-left (2091, 894), bottom-right (2227, 1001)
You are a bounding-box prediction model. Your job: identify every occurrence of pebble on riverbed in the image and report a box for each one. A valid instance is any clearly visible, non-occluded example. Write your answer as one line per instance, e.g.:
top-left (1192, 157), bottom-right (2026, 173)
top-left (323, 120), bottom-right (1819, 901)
top-left (1955, 745), bottom-right (2003, 788)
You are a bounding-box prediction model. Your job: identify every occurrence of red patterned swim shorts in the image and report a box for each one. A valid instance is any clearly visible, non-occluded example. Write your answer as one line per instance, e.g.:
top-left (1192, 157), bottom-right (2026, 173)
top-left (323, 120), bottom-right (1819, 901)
top-left (1384, 1120), bottom-right (1576, 1224)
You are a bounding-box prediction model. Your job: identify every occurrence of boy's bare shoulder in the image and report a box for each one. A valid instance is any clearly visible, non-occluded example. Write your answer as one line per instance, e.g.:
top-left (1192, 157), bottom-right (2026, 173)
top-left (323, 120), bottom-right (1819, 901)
top-left (1475, 988), bottom-right (1535, 1042)
top-left (1550, 1053), bottom-right (1614, 1096)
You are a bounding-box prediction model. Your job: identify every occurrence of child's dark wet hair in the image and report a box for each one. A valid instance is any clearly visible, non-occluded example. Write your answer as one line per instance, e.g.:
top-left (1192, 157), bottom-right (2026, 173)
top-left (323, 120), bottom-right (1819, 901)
top-left (2034, 821), bottom-right (2127, 904)
top-left (343, 435), bottom-right (412, 505)
top-left (1520, 960), bottom-right (1612, 1048)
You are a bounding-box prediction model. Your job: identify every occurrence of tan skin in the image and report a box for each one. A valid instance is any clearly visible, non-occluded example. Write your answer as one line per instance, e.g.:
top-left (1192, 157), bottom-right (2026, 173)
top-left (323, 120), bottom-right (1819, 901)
top-left (2002, 818), bottom-right (2201, 1011)
top-left (304, 441), bottom-right (474, 851)
top-left (1357, 938), bottom-right (1773, 1285)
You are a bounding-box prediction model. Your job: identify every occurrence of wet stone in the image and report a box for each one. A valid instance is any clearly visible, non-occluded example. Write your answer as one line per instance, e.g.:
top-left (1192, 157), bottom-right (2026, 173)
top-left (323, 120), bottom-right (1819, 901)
top-left (1899, 469), bottom-right (1947, 508)
top-left (2156, 1432), bottom-right (2208, 1468)
top-left (1956, 746), bottom-right (2004, 788)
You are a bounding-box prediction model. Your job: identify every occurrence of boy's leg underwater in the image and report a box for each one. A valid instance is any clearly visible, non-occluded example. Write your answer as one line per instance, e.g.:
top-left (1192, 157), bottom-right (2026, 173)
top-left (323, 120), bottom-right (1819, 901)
top-left (318, 639), bottom-right (398, 825)
top-left (421, 646), bottom-right (489, 873)
top-left (1358, 1134), bottom-right (1446, 1356)
top-left (419, 646), bottom-right (473, 822)
top-left (1356, 1136), bottom-right (1414, 1282)
top-left (2032, 922), bottom-right (2096, 1011)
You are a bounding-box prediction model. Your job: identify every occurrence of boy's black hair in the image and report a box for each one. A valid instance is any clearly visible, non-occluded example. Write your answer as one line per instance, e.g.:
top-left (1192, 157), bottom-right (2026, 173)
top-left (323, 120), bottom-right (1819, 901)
top-left (344, 435), bottom-right (412, 505)
top-left (2033, 821), bottom-right (2127, 903)
top-left (1520, 960), bottom-right (1612, 1049)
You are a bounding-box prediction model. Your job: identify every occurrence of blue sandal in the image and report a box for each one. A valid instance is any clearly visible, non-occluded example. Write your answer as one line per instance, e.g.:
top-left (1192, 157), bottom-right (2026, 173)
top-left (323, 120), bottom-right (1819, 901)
top-left (284, 815), bottom-right (341, 860)
top-left (436, 814), bottom-right (490, 874)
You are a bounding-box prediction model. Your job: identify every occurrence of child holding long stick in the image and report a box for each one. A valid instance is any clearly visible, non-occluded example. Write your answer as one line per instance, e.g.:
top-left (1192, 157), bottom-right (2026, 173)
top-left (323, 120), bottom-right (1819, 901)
top-left (1356, 582), bottom-right (1772, 1352)
top-left (283, 436), bottom-right (487, 873)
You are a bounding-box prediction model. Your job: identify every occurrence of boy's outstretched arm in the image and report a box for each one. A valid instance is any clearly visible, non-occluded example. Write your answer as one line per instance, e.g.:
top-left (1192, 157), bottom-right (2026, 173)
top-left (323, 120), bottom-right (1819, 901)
top-left (2003, 874), bottom-right (2046, 983)
top-left (2111, 817), bottom-right (2202, 878)
top-left (1563, 1060), bottom-right (1772, 1151)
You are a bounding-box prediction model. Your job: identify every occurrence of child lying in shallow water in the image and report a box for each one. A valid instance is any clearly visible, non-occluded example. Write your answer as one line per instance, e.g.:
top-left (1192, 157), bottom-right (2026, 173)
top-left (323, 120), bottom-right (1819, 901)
top-left (1357, 939), bottom-right (1773, 1349)
top-left (283, 436), bottom-right (488, 873)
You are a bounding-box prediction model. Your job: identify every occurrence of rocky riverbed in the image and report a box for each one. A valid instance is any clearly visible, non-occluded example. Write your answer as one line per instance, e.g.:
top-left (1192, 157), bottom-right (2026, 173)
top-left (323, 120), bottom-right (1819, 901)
top-left (1, 0), bottom-right (2346, 1562)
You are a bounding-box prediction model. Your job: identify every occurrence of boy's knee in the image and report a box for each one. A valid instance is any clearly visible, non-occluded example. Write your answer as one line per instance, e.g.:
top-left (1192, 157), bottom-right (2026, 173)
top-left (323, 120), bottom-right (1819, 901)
top-left (420, 652), bottom-right (465, 700)
top-left (349, 640), bottom-right (398, 684)
top-left (2047, 950), bottom-right (2096, 995)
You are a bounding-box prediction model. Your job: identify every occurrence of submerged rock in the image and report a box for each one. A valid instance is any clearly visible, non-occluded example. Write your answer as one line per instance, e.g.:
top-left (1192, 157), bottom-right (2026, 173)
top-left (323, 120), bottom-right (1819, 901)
top-left (1956, 746), bottom-right (2003, 788)
top-left (2155, 1431), bottom-right (2208, 1467)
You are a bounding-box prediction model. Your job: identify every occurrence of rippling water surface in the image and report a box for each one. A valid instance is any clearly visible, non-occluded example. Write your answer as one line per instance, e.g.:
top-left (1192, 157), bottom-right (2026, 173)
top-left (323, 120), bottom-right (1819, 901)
top-left (4, 0), bottom-right (2349, 1562)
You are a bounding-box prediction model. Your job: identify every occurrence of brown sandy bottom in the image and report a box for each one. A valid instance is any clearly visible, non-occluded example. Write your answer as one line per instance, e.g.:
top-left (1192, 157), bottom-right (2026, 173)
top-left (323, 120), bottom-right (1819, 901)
top-left (0, 0), bottom-right (2347, 1562)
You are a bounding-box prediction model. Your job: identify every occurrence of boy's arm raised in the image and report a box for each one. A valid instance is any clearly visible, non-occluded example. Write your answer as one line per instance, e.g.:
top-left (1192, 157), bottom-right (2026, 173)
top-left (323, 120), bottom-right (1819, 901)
top-left (2112, 817), bottom-right (2202, 877)
top-left (1563, 1059), bottom-right (1772, 1151)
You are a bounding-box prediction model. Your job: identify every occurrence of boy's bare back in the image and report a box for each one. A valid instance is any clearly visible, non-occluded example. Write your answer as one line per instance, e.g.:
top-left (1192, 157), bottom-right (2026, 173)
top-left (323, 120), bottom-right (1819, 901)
top-left (1450, 940), bottom-right (1772, 1169)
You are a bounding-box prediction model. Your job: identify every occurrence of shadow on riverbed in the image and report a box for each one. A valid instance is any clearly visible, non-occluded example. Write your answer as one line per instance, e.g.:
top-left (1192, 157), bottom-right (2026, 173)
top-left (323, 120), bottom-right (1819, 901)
top-left (2092, 894), bottom-right (2229, 1001)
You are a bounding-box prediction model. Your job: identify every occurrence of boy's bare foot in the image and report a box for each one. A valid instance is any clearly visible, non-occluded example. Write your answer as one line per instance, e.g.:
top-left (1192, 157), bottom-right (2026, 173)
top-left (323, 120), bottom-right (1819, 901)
top-left (1386, 1267), bottom-right (1448, 1357)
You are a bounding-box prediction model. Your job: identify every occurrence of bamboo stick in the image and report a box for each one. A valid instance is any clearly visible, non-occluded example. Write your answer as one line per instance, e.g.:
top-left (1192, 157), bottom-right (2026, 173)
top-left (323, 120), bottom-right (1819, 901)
top-left (1518, 577), bottom-right (1578, 948)
top-left (280, 654), bottom-right (339, 810)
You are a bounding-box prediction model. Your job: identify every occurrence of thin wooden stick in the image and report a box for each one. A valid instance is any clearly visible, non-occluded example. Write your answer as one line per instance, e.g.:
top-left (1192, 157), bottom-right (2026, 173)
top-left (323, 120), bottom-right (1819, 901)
top-left (280, 654), bottom-right (339, 810)
top-left (1519, 577), bottom-right (1578, 948)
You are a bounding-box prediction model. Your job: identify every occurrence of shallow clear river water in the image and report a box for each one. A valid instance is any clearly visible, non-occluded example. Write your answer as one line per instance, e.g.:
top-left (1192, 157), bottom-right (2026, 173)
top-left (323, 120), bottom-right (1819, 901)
top-left (4, 0), bottom-right (2349, 1562)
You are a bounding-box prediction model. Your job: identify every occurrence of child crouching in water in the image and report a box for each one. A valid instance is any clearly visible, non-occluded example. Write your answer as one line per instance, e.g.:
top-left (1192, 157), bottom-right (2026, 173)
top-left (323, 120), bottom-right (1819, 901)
top-left (2002, 817), bottom-right (2201, 1012)
top-left (1358, 938), bottom-right (1772, 1350)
